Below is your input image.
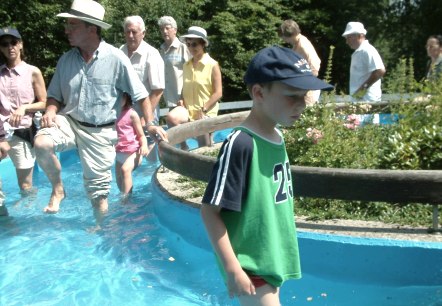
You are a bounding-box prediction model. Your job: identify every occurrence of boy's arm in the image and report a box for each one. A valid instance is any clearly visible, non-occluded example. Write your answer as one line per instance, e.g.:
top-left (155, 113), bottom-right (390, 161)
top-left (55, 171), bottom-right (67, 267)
top-left (200, 204), bottom-right (256, 298)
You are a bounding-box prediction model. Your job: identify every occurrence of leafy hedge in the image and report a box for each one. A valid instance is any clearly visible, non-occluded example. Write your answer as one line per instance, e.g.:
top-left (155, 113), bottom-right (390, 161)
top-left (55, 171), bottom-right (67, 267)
top-left (283, 59), bottom-right (441, 227)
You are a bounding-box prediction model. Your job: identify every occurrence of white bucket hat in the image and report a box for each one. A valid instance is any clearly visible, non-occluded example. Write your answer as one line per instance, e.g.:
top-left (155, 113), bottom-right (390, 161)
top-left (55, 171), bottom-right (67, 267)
top-left (180, 26), bottom-right (209, 46)
top-left (342, 22), bottom-right (367, 37)
top-left (57, 0), bottom-right (111, 30)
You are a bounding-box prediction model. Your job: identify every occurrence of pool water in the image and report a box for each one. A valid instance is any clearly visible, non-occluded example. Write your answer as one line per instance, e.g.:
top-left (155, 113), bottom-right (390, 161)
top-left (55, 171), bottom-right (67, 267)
top-left (0, 154), bottom-right (232, 305)
top-left (1, 139), bottom-right (441, 305)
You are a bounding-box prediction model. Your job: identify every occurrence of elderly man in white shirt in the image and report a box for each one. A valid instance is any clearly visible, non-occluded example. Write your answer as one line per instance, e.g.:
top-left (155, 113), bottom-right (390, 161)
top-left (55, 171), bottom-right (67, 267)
top-left (342, 22), bottom-right (386, 102)
top-left (121, 16), bottom-right (165, 123)
top-left (121, 16), bottom-right (165, 160)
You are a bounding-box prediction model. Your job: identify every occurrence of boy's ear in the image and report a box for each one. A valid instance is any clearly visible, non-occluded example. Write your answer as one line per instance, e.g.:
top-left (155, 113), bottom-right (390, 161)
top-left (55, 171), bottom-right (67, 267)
top-left (251, 84), bottom-right (264, 100)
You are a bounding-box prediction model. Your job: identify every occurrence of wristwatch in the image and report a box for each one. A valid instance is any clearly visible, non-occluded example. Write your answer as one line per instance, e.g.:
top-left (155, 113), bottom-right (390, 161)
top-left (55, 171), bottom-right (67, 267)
top-left (146, 121), bottom-right (157, 127)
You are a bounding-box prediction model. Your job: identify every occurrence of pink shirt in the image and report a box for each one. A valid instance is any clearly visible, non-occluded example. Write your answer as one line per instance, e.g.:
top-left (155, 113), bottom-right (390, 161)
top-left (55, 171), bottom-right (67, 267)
top-left (115, 107), bottom-right (140, 153)
top-left (0, 61), bottom-right (35, 136)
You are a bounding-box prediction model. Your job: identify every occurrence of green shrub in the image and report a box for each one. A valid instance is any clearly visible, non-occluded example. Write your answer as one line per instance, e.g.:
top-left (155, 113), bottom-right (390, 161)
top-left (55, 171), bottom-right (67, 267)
top-left (282, 60), bottom-right (441, 227)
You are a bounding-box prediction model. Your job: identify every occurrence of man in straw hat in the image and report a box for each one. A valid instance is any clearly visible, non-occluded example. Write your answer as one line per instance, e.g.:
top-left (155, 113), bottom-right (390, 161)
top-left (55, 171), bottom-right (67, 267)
top-left (34, 0), bottom-right (167, 220)
top-left (342, 21), bottom-right (386, 102)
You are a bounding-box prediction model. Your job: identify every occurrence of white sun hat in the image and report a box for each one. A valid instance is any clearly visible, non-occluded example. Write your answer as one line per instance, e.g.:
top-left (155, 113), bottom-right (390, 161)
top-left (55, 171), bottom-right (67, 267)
top-left (342, 22), bottom-right (367, 37)
top-left (180, 26), bottom-right (209, 47)
top-left (57, 0), bottom-right (112, 30)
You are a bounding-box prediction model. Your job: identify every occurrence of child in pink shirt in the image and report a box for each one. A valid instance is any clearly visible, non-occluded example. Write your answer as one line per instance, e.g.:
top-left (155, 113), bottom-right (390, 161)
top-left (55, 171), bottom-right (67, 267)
top-left (115, 93), bottom-right (148, 196)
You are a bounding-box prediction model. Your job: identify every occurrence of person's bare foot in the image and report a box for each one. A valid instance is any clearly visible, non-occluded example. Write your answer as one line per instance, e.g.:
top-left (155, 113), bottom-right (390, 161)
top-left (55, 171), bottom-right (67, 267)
top-left (43, 188), bottom-right (65, 214)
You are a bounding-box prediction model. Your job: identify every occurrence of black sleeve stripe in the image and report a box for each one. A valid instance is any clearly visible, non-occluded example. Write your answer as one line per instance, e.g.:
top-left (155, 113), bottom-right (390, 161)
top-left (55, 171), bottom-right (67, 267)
top-left (210, 130), bottom-right (242, 205)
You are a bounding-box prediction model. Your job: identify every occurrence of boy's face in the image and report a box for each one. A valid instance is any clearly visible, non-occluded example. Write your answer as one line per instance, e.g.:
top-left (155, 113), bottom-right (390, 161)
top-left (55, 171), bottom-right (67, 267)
top-left (259, 82), bottom-right (308, 126)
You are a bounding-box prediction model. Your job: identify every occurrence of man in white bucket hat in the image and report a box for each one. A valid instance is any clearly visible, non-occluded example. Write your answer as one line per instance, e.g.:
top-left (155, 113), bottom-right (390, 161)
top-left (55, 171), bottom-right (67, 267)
top-left (34, 0), bottom-right (167, 220)
top-left (342, 21), bottom-right (386, 102)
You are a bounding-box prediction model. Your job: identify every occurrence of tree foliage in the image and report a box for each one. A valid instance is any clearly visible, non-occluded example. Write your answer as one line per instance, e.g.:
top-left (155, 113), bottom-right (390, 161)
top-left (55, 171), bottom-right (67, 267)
top-left (0, 0), bottom-right (440, 100)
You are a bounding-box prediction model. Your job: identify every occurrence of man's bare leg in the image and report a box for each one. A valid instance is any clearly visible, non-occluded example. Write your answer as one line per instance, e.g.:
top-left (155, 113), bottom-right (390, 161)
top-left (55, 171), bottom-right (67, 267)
top-left (16, 167), bottom-right (34, 192)
top-left (34, 135), bottom-right (65, 213)
top-left (92, 196), bottom-right (108, 225)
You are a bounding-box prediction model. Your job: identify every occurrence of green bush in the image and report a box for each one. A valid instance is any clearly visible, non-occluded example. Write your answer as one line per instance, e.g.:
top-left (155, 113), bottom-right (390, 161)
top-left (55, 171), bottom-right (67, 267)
top-left (283, 61), bottom-right (441, 227)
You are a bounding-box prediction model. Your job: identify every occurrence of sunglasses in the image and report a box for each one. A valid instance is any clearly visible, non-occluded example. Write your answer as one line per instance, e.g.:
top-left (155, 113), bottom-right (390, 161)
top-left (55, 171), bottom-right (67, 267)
top-left (0, 39), bottom-right (19, 48)
top-left (186, 42), bottom-right (200, 48)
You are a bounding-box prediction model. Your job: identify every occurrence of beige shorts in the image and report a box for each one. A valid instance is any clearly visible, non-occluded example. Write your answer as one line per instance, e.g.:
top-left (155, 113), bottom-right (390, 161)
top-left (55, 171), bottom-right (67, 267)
top-left (8, 135), bottom-right (35, 169)
top-left (36, 115), bottom-right (117, 199)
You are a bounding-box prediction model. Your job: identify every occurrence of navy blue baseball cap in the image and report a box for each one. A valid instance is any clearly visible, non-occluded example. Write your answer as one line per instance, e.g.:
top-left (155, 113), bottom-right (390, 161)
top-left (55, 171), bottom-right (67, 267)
top-left (0, 28), bottom-right (22, 40)
top-left (244, 46), bottom-right (333, 91)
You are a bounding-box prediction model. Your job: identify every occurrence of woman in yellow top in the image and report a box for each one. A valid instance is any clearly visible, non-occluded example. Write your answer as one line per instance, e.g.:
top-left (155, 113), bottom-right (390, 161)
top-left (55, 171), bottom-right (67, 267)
top-left (166, 26), bottom-right (222, 149)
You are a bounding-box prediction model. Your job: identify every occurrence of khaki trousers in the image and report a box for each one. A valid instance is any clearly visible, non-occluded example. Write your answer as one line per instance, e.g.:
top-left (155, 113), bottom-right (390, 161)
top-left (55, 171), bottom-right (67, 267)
top-left (36, 115), bottom-right (117, 199)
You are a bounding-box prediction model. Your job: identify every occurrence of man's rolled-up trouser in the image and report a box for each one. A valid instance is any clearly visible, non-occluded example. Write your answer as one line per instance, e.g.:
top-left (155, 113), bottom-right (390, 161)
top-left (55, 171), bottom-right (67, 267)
top-left (36, 115), bottom-right (117, 200)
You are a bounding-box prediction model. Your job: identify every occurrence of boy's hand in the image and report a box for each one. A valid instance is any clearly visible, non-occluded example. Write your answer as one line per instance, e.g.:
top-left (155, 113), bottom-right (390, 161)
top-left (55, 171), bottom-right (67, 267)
top-left (226, 270), bottom-right (256, 298)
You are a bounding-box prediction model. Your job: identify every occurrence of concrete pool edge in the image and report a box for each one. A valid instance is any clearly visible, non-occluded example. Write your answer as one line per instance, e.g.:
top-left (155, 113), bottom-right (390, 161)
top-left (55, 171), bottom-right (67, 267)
top-left (153, 164), bottom-right (442, 243)
top-left (152, 171), bottom-right (442, 250)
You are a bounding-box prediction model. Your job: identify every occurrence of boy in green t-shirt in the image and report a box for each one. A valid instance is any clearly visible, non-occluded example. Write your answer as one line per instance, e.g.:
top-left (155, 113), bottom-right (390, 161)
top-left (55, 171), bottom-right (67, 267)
top-left (201, 46), bottom-right (333, 305)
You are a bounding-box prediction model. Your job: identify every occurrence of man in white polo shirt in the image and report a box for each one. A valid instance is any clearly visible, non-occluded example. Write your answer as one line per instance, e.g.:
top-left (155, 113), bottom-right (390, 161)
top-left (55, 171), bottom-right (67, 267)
top-left (343, 21), bottom-right (386, 102)
top-left (121, 15), bottom-right (165, 123)
top-left (121, 15), bottom-right (165, 160)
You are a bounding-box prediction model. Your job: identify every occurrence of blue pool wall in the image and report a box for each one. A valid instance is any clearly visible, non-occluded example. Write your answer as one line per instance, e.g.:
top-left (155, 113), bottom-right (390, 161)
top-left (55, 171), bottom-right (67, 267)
top-left (151, 181), bottom-right (442, 287)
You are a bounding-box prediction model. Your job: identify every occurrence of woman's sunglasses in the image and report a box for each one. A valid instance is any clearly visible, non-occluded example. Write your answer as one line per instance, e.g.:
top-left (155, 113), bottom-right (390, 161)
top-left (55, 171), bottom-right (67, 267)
top-left (186, 42), bottom-right (200, 48)
top-left (0, 39), bottom-right (19, 48)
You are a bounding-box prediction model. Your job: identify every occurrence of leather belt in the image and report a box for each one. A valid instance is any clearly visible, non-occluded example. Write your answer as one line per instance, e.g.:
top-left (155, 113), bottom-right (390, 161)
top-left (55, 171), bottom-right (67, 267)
top-left (70, 116), bottom-right (115, 128)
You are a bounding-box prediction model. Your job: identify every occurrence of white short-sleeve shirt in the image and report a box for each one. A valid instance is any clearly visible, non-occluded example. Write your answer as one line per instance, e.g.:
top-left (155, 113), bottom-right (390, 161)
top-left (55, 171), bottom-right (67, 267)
top-left (350, 40), bottom-right (385, 102)
top-left (120, 41), bottom-right (165, 116)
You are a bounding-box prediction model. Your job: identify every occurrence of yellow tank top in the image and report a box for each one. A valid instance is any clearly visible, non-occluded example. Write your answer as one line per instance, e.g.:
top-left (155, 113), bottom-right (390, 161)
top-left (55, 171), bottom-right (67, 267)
top-left (182, 53), bottom-right (219, 120)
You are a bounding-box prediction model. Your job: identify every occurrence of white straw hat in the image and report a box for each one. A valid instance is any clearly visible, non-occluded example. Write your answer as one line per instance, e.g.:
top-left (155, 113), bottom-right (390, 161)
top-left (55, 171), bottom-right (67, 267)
top-left (57, 0), bottom-right (111, 30)
top-left (180, 26), bottom-right (209, 46)
top-left (342, 22), bottom-right (367, 37)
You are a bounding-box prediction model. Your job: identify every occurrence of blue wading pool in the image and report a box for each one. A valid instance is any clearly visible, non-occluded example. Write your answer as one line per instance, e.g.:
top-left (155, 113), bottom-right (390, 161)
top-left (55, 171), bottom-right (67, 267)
top-left (0, 135), bottom-right (441, 305)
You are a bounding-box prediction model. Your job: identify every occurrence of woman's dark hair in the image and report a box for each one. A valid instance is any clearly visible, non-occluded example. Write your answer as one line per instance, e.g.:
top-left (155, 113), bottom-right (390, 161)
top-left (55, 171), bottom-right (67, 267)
top-left (185, 38), bottom-right (207, 51)
top-left (122, 92), bottom-right (133, 109)
top-left (428, 34), bottom-right (442, 46)
top-left (278, 19), bottom-right (301, 38)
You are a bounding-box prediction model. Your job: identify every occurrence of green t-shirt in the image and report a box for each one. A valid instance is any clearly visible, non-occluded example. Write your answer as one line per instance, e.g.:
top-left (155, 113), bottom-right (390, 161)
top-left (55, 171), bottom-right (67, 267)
top-left (202, 127), bottom-right (301, 287)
